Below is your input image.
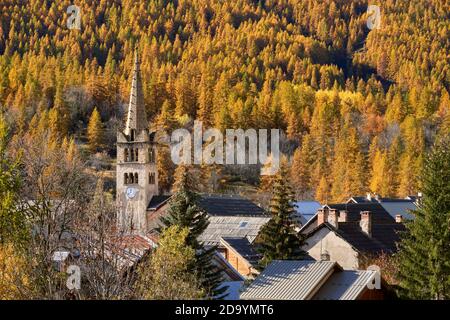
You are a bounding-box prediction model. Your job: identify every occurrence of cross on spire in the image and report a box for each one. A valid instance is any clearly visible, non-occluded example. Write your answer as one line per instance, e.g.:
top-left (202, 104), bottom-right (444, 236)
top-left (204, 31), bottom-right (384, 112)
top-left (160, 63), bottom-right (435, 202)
top-left (124, 49), bottom-right (148, 136)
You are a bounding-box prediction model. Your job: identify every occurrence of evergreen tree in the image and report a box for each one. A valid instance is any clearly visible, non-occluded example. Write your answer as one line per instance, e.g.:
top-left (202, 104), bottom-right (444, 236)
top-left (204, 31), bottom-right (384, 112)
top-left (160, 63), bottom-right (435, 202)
top-left (87, 107), bottom-right (104, 153)
top-left (256, 166), bottom-right (306, 268)
top-left (159, 165), bottom-right (226, 299)
top-left (397, 135), bottom-right (450, 299)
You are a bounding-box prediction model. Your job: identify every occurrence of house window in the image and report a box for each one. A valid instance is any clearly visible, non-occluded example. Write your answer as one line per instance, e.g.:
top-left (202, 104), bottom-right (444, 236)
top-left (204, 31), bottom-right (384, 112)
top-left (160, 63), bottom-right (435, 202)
top-left (134, 173), bottom-right (139, 184)
top-left (149, 172), bottom-right (155, 184)
top-left (238, 221), bottom-right (249, 228)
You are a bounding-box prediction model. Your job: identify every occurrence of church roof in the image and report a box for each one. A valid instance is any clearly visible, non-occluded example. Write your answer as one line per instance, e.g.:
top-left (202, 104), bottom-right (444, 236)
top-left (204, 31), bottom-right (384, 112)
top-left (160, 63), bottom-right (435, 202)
top-left (124, 50), bottom-right (148, 135)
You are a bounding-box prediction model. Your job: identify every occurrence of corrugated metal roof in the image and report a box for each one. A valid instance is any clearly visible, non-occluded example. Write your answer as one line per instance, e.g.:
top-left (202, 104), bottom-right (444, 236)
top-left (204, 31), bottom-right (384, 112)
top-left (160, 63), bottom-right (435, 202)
top-left (312, 270), bottom-right (377, 300)
top-left (199, 216), bottom-right (270, 246)
top-left (240, 260), bottom-right (336, 300)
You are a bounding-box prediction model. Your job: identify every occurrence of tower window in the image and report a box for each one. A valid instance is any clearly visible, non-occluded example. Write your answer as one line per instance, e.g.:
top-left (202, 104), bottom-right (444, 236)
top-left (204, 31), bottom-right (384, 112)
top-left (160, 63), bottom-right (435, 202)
top-left (149, 148), bottom-right (155, 163)
top-left (130, 148), bottom-right (135, 161)
top-left (124, 173), bottom-right (129, 184)
top-left (149, 172), bottom-right (155, 184)
top-left (135, 149), bottom-right (139, 162)
top-left (134, 173), bottom-right (139, 184)
top-left (124, 148), bottom-right (129, 162)
top-left (130, 129), bottom-right (135, 142)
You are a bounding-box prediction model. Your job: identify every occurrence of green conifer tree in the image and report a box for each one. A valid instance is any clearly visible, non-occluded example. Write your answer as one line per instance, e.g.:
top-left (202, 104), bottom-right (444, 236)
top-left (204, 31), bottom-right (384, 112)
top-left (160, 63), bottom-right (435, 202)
top-left (256, 166), bottom-right (306, 268)
top-left (159, 165), bottom-right (226, 299)
top-left (397, 135), bottom-right (450, 299)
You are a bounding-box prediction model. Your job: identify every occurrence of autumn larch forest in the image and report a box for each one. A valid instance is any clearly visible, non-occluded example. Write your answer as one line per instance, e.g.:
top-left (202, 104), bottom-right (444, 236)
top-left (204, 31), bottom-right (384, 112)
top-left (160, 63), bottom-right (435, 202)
top-left (0, 0), bottom-right (449, 203)
top-left (0, 0), bottom-right (450, 303)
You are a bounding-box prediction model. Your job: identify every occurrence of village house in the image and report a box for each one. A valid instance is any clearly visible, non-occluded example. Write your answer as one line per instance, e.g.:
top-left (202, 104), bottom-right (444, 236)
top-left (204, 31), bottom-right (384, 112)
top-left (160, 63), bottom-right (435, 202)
top-left (300, 203), bottom-right (406, 270)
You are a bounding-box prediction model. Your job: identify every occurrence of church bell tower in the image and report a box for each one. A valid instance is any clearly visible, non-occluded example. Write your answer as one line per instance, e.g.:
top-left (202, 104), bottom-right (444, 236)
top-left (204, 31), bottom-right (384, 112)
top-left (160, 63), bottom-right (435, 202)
top-left (116, 51), bottom-right (158, 235)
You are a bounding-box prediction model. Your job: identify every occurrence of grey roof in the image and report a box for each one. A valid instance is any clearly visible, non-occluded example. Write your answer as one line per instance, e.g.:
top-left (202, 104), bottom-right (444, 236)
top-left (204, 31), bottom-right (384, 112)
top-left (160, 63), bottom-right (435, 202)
top-left (312, 269), bottom-right (377, 300)
top-left (218, 281), bottom-right (244, 300)
top-left (240, 260), bottom-right (337, 300)
top-left (293, 201), bottom-right (322, 225)
top-left (293, 201), bottom-right (322, 215)
top-left (199, 215), bottom-right (270, 246)
top-left (379, 201), bottom-right (416, 220)
top-left (221, 237), bottom-right (261, 265)
top-left (199, 195), bottom-right (266, 216)
top-left (347, 196), bottom-right (378, 203)
top-left (147, 195), bottom-right (171, 210)
top-left (147, 194), bottom-right (266, 216)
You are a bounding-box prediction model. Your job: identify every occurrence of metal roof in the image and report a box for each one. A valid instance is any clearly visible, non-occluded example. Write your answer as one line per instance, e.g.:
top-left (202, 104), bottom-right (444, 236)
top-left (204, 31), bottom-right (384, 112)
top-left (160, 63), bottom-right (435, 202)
top-left (240, 260), bottom-right (336, 300)
top-left (292, 201), bottom-right (322, 225)
top-left (221, 237), bottom-right (261, 265)
top-left (293, 201), bottom-right (322, 215)
top-left (219, 281), bottom-right (245, 300)
top-left (199, 215), bottom-right (270, 246)
top-left (312, 270), bottom-right (377, 300)
top-left (199, 195), bottom-right (267, 217)
top-left (147, 195), bottom-right (171, 210)
top-left (379, 201), bottom-right (416, 220)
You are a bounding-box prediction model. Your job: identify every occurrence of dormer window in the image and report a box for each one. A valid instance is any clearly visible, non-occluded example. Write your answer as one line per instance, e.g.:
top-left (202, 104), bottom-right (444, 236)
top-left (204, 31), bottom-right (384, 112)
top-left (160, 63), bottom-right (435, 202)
top-left (238, 221), bottom-right (249, 228)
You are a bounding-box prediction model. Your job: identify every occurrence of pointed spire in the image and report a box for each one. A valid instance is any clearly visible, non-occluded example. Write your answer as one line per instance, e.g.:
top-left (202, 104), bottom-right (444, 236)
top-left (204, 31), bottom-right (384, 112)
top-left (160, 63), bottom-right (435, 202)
top-left (124, 49), bottom-right (148, 136)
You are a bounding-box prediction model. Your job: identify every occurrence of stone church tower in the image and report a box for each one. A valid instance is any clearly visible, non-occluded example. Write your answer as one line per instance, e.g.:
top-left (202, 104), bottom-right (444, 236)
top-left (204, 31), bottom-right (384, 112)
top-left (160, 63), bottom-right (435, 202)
top-left (116, 51), bottom-right (158, 235)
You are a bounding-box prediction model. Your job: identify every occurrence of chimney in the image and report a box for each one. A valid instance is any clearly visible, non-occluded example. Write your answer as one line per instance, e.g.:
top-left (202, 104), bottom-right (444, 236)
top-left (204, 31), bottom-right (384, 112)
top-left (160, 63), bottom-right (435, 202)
top-left (317, 208), bottom-right (328, 226)
top-left (360, 211), bottom-right (372, 237)
top-left (338, 210), bottom-right (348, 222)
top-left (395, 214), bottom-right (403, 223)
top-left (328, 209), bottom-right (339, 229)
top-left (320, 252), bottom-right (330, 261)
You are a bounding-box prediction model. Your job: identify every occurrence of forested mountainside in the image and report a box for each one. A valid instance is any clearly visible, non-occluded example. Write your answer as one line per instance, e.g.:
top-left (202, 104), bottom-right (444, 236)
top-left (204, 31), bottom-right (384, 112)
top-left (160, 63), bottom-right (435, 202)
top-left (0, 0), bottom-right (448, 202)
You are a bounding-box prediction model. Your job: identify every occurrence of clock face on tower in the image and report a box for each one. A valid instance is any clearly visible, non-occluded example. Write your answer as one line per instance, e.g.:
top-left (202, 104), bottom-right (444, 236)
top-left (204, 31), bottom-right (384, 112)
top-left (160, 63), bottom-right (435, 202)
top-left (126, 187), bottom-right (137, 199)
